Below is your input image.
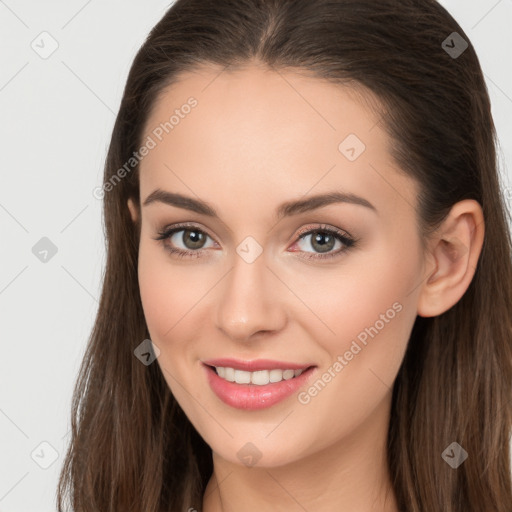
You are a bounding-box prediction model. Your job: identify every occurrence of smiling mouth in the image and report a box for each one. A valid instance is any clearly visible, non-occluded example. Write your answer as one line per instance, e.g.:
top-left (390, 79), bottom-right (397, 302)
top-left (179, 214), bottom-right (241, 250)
top-left (205, 364), bottom-right (315, 386)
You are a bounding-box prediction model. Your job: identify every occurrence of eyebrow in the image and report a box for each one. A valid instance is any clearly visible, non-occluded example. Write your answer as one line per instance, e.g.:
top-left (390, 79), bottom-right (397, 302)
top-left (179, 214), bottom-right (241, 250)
top-left (142, 188), bottom-right (378, 218)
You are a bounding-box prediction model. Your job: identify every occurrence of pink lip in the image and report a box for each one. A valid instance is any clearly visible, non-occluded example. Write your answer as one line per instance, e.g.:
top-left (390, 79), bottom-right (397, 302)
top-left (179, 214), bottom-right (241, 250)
top-left (201, 362), bottom-right (317, 410)
top-left (202, 357), bottom-right (313, 372)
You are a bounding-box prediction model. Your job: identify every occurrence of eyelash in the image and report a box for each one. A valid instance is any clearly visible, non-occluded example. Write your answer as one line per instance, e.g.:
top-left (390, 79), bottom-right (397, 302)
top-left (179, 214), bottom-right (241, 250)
top-left (154, 222), bottom-right (357, 261)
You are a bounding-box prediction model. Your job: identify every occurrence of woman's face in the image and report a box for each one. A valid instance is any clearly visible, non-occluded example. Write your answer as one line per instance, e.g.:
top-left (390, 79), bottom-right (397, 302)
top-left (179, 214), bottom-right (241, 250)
top-left (130, 62), bottom-right (427, 467)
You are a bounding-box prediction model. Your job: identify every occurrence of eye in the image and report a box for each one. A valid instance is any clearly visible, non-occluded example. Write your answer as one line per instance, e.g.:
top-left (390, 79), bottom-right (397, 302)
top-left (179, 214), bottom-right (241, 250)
top-left (291, 224), bottom-right (356, 260)
top-left (154, 222), bottom-right (357, 260)
top-left (154, 223), bottom-right (216, 259)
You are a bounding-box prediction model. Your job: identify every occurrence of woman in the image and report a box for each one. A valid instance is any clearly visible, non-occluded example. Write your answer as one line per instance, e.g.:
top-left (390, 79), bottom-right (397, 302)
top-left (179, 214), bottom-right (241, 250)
top-left (57, 0), bottom-right (512, 510)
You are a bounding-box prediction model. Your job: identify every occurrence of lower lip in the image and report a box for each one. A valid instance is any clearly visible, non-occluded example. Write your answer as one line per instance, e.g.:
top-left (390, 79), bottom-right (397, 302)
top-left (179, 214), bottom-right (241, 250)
top-left (202, 363), bottom-right (317, 410)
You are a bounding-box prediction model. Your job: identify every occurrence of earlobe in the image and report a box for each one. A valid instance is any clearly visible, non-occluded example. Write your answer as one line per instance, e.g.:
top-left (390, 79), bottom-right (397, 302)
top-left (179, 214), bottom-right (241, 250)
top-left (417, 199), bottom-right (485, 318)
top-left (127, 197), bottom-right (140, 223)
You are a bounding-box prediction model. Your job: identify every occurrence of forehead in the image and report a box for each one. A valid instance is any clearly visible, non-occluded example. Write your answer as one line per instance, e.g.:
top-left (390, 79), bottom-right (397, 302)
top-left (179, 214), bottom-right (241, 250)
top-left (138, 63), bottom-right (417, 223)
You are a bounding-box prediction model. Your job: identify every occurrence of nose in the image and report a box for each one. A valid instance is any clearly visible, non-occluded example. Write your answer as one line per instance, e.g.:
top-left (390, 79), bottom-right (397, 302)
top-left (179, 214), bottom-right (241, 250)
top-left (215, 253), bottom-right (287, 342)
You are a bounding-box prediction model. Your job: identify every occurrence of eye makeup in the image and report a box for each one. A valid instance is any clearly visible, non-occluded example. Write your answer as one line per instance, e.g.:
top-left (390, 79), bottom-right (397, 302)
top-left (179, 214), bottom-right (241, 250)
top-left (153, 222), bottom-right (358, 261)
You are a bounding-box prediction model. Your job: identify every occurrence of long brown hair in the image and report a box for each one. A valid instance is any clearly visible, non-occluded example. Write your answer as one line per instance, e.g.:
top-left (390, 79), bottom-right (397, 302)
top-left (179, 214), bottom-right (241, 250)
top-left (56, 0), bottom-right (512, 510)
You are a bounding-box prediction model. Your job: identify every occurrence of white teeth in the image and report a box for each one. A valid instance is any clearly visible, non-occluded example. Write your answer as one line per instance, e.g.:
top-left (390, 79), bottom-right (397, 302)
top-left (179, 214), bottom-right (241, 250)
top-left (269, 369), bottom-right (284, 383)
top-left (234, 369), bottom-right (251, 384)
top-left (214, 367), bottom-right (305, 385)
top-left (252, 370), bottom-right (271, 385)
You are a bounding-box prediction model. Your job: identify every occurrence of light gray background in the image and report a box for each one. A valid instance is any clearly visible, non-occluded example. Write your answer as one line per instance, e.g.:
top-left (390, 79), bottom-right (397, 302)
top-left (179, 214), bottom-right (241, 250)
top-left (0, 1), bottom-right (511, 510)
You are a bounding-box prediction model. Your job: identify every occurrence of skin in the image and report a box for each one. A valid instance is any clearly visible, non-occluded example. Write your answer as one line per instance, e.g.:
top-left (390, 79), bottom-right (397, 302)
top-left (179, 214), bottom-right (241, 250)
top-left (127, 60), bottom-right (484, 512)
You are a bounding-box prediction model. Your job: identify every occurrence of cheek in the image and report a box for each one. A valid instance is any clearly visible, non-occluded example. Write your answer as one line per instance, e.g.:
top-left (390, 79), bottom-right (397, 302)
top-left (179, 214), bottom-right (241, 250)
top-left (138, 249), bottom-right (174, 341)
top-left (137, 239), bottom-right (214, 358)
top-left (297, 236), bottom-right (421, 423)
top-left (324, 224), bottom-right (422, 349)
top-left (294, 243), bottom-right (418, 353)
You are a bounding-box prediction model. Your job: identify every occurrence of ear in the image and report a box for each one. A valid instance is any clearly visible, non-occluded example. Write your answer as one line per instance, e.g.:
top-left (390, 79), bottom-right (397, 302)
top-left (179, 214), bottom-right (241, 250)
top-left (127, 197), bottom-right (140, 223)
top-left (416, 199), bottom-right (485, 318)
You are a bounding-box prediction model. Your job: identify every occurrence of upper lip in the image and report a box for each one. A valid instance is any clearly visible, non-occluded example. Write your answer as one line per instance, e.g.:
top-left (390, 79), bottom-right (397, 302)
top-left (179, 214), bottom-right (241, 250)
top-left (202, 358), bottom-right (315, 372)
